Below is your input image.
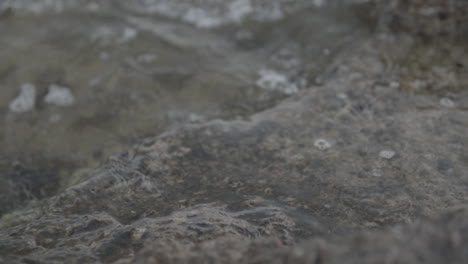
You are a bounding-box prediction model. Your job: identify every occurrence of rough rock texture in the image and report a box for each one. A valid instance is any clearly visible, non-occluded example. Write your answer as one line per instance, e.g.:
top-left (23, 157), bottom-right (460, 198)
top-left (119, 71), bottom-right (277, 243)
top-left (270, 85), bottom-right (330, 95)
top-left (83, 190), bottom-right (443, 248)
top-left (1, 1), bottom-right (468, 264)
top-left (119, 206), bottom-right (468, 264)
top-left (0, 160), bottom-right (55, 216)
top-left (0, 204), bottom-right (306, 263)
top-left (1, 33), bottom-right (468, 263)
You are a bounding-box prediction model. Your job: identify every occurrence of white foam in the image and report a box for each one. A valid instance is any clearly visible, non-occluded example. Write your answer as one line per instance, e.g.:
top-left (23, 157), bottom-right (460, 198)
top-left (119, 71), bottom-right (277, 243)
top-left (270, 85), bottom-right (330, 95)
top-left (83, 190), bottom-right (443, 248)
top-left (133, 0), bottom-right (291, 28)
top-left (9, 83), bottom-right (36, 113)
top-left (184, 8), bottom-right (222, 28)
top-left (44, 84), bottom-right (75, 106)
top-left (228, 0), bottom-right (253, 22)
top-left (256, 69), bottom-right (298, 95)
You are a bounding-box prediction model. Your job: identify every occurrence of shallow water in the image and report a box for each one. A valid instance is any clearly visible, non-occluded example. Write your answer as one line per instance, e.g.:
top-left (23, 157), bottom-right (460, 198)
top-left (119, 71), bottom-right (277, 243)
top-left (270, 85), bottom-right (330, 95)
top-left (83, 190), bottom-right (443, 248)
top-left (0, 0), bottom-right (366, 212)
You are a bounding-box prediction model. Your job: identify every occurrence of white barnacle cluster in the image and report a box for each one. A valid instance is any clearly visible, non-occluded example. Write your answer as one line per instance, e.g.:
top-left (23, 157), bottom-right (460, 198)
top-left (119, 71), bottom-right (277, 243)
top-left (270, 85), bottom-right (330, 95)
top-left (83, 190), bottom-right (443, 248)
top-left (314, 139), bottom-right (331, 151)
top-left (9, 83), bottom-right (75, 113)
top-left (379, 150), bottom-right (396, 160)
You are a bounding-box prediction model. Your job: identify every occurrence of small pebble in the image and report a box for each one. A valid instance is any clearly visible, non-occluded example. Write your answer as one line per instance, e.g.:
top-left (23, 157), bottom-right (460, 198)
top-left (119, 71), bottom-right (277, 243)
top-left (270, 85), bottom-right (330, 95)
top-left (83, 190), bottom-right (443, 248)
top-left (379, 150), bottom-right (395, 160)
top-left (314, 139), bottom-right (331, 150)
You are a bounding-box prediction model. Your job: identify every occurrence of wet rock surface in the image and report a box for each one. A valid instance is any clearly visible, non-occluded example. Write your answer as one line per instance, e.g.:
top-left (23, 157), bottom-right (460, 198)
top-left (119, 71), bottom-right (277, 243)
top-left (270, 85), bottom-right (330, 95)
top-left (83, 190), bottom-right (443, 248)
top-left (120, 206), bottom-right (468, 264)
top-left (2, 35), bottom-right (468, 262)
top-left (371, 0), bottom-right (468, 37)
top-left (1, 0), bottom-right (468, 263)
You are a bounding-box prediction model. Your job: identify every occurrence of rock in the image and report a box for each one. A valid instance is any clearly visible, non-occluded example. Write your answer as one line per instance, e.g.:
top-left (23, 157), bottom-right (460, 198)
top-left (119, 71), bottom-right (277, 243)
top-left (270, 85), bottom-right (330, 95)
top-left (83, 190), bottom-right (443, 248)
top-left (0, 203), bottom-right (312, 264)
top-left (1, 32), bottom-right (467, 263)
top-left (371, 0), bottom-right (468, 37)
top-left (119, 206), bottom-right (468, 264)
top-left (1, 1), bottom-right (468, 264)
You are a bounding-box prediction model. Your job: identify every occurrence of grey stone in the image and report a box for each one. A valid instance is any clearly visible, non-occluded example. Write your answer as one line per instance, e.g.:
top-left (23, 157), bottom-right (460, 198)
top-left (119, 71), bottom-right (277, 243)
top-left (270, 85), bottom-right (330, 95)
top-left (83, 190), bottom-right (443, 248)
top-left (1, 1), bottom-right (468, 263)
top-left (2, 34), bottom-right (468, 262)
top-left (119, 206), bottom-right (468, 264)
top-left (371, 0), bottom-right (468, 37)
